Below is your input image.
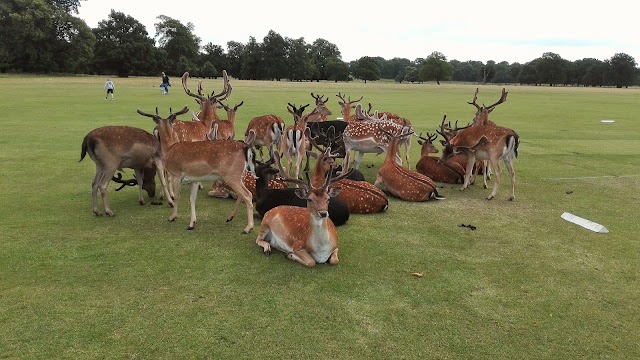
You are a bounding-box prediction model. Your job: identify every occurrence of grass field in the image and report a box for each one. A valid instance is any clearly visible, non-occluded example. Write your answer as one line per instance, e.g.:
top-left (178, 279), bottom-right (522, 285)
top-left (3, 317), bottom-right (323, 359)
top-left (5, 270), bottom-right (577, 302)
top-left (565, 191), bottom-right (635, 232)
top-left (1, 74), bottom-right (639, 359)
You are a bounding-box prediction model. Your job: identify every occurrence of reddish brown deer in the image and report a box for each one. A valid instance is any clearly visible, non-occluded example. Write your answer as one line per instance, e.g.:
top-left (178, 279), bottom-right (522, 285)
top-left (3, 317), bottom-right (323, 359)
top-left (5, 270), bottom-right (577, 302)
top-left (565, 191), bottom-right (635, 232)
top-left (438, 88), bottom-right (520, 200)
top-left (375, 123), bottom-right (443, 202)
top-left (138, 107), bottom-right (257, 233)
top-left (255, 150), bottom-right (351, 267)
top-left (210, 100), bottom-right (243, 141)
top-left (80, 126), bottom-right (170, 216)
top-left (245, 114), bottom-right (286, 161)
top-left (208, 168), bottom-right (288, 200)
top-left (415, 132), bottom-right (465, 184)
top-left (305, 93), bottom-right (333, 122)
top-left (336, 92), bottom-right (363, 122)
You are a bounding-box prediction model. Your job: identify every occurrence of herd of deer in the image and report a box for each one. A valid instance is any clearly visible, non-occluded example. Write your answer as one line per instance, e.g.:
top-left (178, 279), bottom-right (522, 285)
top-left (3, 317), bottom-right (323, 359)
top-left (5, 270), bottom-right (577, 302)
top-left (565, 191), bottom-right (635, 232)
top-left (79, 71), bottom-right (520, 267)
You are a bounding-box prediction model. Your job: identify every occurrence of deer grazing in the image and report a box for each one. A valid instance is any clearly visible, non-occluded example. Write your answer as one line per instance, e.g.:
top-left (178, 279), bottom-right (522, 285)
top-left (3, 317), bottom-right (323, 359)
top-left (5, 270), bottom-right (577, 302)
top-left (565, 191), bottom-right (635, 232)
top-left (375, 122), bottom-right (444, 202)
top-left (208, 166), bottom-right (288, 200)
top-left (414, 131), bottom-right (465, 184)
top-left (438, 88), bottom-right (520, 200)
top-left (255, 150), bottom-right (351, 267)
top-left (336, 92), bottom-right (363, 122)
top-left (137, 106), bottom-right (257, 233)
top-left (80, 125), bottom-right (169, 216)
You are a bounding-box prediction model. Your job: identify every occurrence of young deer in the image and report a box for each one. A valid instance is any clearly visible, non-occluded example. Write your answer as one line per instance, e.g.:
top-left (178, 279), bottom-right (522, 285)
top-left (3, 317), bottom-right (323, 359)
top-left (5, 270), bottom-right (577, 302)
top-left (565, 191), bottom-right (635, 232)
top-left (80, 126), bottom-right (169, 216)
top-left (138, 107), bottom-right (257, 233)
top-left (439, 88), bottom-right (520, 200)
top-left (375, 123), bottom-right (444, 202)
top-left (255, 150), bottom-right (351, 267)
top-left (210, 100), bottom-right (243, 141)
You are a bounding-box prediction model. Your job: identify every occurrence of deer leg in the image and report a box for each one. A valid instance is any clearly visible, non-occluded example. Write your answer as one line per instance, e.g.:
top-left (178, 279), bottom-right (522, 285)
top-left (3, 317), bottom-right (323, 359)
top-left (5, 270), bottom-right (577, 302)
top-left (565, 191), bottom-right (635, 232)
top-left (462, 154), bottom-right (476, 191)
top-left (353, 151), bottom-right (365, 170)
top-left (503, 158), bottom-right (516, 201)
top-left (224, 178), bottom-right (254, 234)
top-left (287, 250), bottom-right (317, 268)
top-left (134, 168), bottom-right (145, 205)
top-left (154, 161), bottom-right (173, 208)
top-left (187, 182), bottom-right (199, 230)
top-left (487, 159), bottom-right (502, 200)
top-left (168, 177), bottom-right (181, 222)
top-left (255, 227), bottom-right (272, 255)
top-left (328, 248), bottom-right (339, 265)
top-left (482, 161), bottom-right (489, 189)
top-left (94, 167), bottom-right (114, 216)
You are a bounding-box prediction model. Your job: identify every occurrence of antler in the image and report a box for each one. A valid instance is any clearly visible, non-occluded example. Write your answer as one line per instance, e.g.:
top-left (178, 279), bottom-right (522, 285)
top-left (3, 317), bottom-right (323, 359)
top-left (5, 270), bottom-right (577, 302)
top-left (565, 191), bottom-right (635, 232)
top-left (182, 72), bottom-right (207, 101)
top-left (436, 114), bottom-right (451, 143)
top-left (273, 150), bottom-right (309, 189)
top-left (112, 172), bottom-right (137, 191)
top-left (467, 88), bottom-right (481, 110)
top-left (311, 93), bottom-right (328, 105)
top-left (484, 87), bottom-right (508, 111)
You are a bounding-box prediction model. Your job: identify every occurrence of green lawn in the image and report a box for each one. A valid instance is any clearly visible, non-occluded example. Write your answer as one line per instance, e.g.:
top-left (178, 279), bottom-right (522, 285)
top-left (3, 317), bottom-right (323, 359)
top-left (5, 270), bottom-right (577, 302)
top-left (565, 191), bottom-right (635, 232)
top-left (1, 75), bottom-right (639, 359)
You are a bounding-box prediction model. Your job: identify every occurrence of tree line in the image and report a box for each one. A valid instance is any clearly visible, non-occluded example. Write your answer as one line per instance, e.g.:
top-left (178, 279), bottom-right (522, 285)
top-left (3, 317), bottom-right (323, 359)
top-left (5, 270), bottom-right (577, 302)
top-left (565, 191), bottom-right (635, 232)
top-left (1, 0), bottom-right (638, 87)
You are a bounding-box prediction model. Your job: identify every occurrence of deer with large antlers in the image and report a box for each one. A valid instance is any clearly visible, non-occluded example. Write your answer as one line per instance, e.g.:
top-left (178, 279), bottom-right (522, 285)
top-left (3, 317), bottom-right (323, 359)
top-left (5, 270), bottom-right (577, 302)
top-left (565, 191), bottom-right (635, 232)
top-left (255, 150), bottom-right (351, 267)
top-left (414, 131), bottom-right (465, 184)
top-left (305, 93), bottom-right (333, 122)
top-left (80, 126), bottom-right (170, 216)
top-left (336, 92), bottom-right (364, 122)
top-left (438, 88), bottom-right (520, 200)
top-left (138, 106), bottom-right (257, 233)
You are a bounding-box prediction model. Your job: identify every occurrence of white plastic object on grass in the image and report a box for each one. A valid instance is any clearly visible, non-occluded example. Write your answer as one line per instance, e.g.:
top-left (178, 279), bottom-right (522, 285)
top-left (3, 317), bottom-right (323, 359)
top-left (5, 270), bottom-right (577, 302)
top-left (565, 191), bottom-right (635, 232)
top-left (601, 120), bottom-right (615, 123)
top-left (561, 212), bottom-right (609, 233)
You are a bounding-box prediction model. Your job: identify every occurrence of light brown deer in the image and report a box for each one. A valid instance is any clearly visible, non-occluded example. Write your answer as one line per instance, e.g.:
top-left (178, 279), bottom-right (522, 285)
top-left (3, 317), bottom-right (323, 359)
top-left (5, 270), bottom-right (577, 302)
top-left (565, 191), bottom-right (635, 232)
top-left (137, 107), bottom-right (257, 233)
top-left (79, 126), bottom-right (170, 216)
top-left (255, 150), bottom-right (351, 267)
top-left (438, 88), bottom-right (520, 200)
top-left (375, 123), bottom-right (443, 202)
top-left (207, 168), bottom-right (288, 200)
top-left (210, 100), bottom-right (243, 141)
top-left (280, 103), bottom-right (315, 180)
top-left (245, 114), bottom-right (286, 161)
top-left (336, 92), bottom-right (363, 122)
top-left (305, 93), bottom-right (333, 122)
top-left (414, 132), bottom-right (465, 184)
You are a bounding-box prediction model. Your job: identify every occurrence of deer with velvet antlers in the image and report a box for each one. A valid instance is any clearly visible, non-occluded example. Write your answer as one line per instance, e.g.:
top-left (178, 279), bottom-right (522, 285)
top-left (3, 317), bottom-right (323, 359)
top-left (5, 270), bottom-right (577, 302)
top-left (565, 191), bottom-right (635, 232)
top-left (255, 150), bottom-right (351, 267)
top-left (438, 88), bottom-right (520, 200)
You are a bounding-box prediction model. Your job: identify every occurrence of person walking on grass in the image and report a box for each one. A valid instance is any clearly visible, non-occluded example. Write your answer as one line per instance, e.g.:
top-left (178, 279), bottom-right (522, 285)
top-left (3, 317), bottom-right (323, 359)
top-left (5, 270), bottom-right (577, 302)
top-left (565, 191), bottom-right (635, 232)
top-left (160, 72), bottom-right (170, 94)
top-left (104, 78), bottom-right (115, 100)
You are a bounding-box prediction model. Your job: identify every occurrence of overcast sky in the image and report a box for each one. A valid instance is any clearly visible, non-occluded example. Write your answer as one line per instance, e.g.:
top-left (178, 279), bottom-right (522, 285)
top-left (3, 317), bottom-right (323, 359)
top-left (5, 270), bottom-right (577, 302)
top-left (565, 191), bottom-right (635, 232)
top-left (76, 0), bottom-right (639, 64)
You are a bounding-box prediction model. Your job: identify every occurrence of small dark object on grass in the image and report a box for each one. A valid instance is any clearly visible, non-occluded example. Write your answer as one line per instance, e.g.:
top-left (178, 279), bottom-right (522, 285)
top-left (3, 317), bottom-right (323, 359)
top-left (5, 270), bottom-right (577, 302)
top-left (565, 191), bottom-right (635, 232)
top-left (366, 164), bottom-right (374, 169)
top-left (566, 191), bottom-right (573, 194)
top-left (151, 201), bottom-right (163, 205)
top-left (459, 224), bottom-right (477, 230)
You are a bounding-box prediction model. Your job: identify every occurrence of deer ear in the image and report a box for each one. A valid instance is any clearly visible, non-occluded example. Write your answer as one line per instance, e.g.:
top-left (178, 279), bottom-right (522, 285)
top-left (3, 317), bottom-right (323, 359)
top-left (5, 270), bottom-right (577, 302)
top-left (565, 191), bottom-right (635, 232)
top-left (471, 135), bottom-right (489, 149)
top-left (294, 188), bottom-right (308, 200)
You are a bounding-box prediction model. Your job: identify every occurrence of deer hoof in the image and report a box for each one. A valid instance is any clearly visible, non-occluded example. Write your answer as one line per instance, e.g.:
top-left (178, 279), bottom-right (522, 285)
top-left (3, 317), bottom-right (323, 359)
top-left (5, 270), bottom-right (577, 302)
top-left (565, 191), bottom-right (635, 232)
top-left (187, 225), bottom-right (195, 230)
top-left (151, 201), bottom-right (163, 206)
top-left (226, 216), bottom-right (234, 223)
top-left (486, 196), bottom-right (494, 200)
top-left (139, 200), bottom-right (145, 205)
top-left (105, 210), bottom-right (114, 217)
top-left (264, 250), bottom-right (271, 256)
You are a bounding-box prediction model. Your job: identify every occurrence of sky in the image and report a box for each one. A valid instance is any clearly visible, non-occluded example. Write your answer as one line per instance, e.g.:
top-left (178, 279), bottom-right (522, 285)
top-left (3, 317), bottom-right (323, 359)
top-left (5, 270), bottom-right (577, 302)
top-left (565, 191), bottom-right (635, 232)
top-left (76, 0), bottom-right (639, 64)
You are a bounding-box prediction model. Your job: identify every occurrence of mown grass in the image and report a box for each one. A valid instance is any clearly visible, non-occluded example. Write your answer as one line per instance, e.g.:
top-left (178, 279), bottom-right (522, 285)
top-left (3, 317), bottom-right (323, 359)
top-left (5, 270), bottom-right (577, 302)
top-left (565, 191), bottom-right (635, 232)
top-left (1, 74), bottom-right (639, 359)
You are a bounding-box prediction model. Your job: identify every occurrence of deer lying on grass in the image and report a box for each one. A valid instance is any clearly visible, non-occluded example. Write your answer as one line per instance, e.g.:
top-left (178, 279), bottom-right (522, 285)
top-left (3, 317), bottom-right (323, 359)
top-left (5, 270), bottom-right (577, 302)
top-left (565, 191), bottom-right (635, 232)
top-left (138, 106), bottom-right (257, 232)
top-left (415, 132), bottom-right (465, 184)
top-left (80, 126), bottom-right (169, 216)
top-left (438, 88), bottom-right (520, 200)
top-left (255, 150), bottom-right (351, 267)
top-left (207, 167), bottom-right (288, 200)
top-left (375, 123), bottom-right (444, 202)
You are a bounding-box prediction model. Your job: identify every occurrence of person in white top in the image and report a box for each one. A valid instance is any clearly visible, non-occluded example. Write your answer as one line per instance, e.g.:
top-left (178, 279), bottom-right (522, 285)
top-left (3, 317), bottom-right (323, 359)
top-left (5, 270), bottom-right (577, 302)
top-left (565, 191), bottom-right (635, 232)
top-left (104, 78), bottom-right (115, 100)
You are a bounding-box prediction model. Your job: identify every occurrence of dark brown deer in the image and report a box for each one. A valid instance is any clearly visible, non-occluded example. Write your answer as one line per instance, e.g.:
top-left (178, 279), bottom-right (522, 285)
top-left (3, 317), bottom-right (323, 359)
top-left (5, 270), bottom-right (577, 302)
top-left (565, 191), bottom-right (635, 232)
top-left (438, 88), bottom-right (520, 200)
top-left (79, 126), bottom-right (169, 216)
top-left (255, 150), bottom-right (351, 267)
top-left (138, 107), bottom-right (257, 233)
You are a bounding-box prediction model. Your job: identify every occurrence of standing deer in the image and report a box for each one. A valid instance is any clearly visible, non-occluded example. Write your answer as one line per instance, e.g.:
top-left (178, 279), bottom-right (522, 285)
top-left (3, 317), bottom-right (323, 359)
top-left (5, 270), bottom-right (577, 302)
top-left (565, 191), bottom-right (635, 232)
top-left (210, 100), bottom-right (243, 141)
top-left (305, 93), bottom-right (332, 122)
top-left (280, 103), bottom-right (315, 180)
top-left (80, 126), bottom-right (170, 216)
top-left (138, 106), bottom-right (257, 233)
top-left (336, 92), bottom-right (363, 122)
top-left (245, 114), bottom-right (286, 161)
top-left (255, 150), bottom-right (351, 267)
top-left (438, 88), bottom-right (520, 200)
top-left (375, 123), bottom-right (444, 202)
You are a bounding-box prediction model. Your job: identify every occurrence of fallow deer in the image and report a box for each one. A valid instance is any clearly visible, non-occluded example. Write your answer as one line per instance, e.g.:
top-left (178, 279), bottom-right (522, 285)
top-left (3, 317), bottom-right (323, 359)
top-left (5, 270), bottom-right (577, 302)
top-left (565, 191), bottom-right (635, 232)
top-left (245, 114), bottom-right (286, 161)
top-left (415, 132), bottom-right (465, 184)
top-left (375, 123), bottom-right (444, 202)
top-left (79, 126), bottom-right (170, 216)
top-left (138, 107), bottom-right (257, 233)
top-left (341, 104), bottom-right (406, 171)
top-left (305, 93), bottom-right (332, 122)
top-left (280, 103), bottom-right (314, 180)
top-left (438, 88), bottom-right (520, 200)
top-left (255, 150), bottom-right (351, 267)
top-left (336, 92), bottom-right (363, 122)
top-left (210, 100), bottom-right (243, 141)
top-left (207, 167), bottom-right (288, 200)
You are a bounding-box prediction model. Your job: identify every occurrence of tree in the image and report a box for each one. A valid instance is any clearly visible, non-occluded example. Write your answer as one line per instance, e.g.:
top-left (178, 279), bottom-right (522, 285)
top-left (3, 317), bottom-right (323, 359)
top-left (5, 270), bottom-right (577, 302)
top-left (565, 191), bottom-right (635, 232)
top-left (261, 30), bottom-right (288, 80)
top-left (92, 10), bottom-right (158, 77)
top-left (199, 61), bottom-right (217, 79)
top-left (154, 15), bottom-right (200, 76)
top-left (491, 61), bottom-right (511, 84)
top-left (518, 59), bottom-right (540, 85)
top-left (200, 43), bottom-right (227, 76)
top-left (46, 0), bottom-right (82, 13)
top-left (451, 60), bottom-right (477, 82)
top-left (51, 9), bottom-right (95, 73)
top-left (419, 51), bottom-right (453, 84)
top-left (536, 52), bottom-right (567, 86)
top-left (286, 37), bottom-right (314, 81)
top-left (309, 38), bottom-right (341, 80)
top-left (352, 56), bottom-right (380, 83)
top-left (403, 66), bottom-right (419, 83)
top-left (607, 53), bottom-right (637, 88)
top-left (479, 60), bottom-right (496, 84)
top-left (386, 57), bottom-right (412, 81)
top-left (325, 57), bottom-right (350, 82)
top-left (241, 36), bottom-right (261, 80)
top-left (226, 41), bottom-right (245, 79)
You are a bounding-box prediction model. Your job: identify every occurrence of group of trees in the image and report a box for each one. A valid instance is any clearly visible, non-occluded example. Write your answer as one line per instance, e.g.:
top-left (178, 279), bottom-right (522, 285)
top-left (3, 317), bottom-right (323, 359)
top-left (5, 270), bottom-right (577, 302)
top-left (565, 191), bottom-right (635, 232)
top-left (2, 0), bottom-right (639, 87)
